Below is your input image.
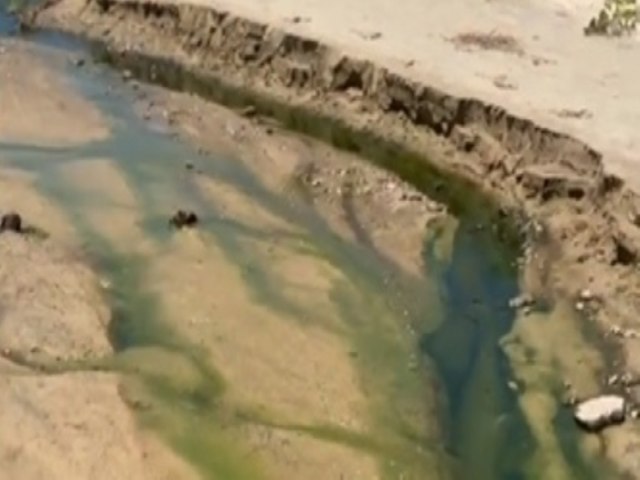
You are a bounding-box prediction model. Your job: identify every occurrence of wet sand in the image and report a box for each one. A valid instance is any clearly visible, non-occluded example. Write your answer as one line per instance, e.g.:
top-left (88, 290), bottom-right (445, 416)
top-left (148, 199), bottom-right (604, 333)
top-left (0, 35), bottom-right (452, 479)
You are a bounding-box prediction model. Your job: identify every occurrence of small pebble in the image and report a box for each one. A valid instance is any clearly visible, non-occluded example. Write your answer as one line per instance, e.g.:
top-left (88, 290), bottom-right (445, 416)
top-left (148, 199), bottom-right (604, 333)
top-left (579, 288), bottom-right (594, 301)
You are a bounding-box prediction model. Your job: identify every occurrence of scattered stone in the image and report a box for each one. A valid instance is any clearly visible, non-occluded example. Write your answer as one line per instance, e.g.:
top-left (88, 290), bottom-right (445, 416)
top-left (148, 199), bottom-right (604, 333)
top-left (0, 212), bottom-right (22, 233)
top-left (238, 105), bottom-right (258, 118)
top-left (406, 192), bottom-right (424, 202)
top-left (493, 74), bottom-right (517, 90)
top-left (508, 293), bottom-right (535, 310)
top-left (607, 325), bottom-right (640, 339)
top-left (608, 374), bottom-right (620, 386)
top-left (353, 29), bottom-right (383, 41)
top-left (531, 55), bottom-right (556, 66)
top-left (620, 372), bottom-right (636, 386)
top-left (122, 69), bottom-right (133, 80)
top-left (575, 301), bottom-right (586, 312)
top-left (554, 108), bottom-right (592, 119)
top-left (169, 210), bottom-right (199, 229)
top-left (74, 57), bottom-right (86, 67)
top-left (610, 325), bottom-right (624, 337)
top-left (185, 162), bottom-right (194, 171)
top-left (579, 288), bottom-right (595, 301)
top-left (507, 380), bottom-right (519, 392)
top-left (631, 409), bottom-right (640, 419)
top-left (574, 395), bottom-right (626, 432)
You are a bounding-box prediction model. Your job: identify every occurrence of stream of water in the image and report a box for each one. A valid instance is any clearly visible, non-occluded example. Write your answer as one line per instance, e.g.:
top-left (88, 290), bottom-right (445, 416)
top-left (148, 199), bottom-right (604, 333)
top-left (0, 9), bottom-right (612, 480)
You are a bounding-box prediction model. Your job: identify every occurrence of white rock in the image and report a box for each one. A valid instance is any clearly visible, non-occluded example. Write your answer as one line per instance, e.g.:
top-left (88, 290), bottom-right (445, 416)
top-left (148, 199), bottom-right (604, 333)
top-left (610, 325), bottom-right (624, 337)
top-left (508, 293), bottom-right (534, 309)
top-left (579, 288), bottom-right (594, 301)
top-left (574, 395), bottom-right (626, 432)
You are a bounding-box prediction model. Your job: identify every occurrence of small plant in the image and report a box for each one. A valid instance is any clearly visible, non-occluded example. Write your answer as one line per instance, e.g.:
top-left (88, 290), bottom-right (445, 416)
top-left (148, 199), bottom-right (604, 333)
top-left (584, 0), bottom-right (637, 36)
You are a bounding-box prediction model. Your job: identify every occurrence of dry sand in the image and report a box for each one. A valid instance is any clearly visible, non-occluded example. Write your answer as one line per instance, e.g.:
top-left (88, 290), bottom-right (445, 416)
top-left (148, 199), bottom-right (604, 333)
top-left (192, 0), bottom-right (640, 191)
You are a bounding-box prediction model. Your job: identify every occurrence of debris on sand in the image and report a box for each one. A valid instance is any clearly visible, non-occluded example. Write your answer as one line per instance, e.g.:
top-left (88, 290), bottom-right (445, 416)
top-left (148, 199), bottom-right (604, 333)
top-left (554, 108), bottom-right (593, 119)
top-left (451, 31), bottom-right (524, 56)
top-left (574, 395), bottom-right (626, 432)
top-left (288, 15), bottom-right (310, 24)
top-left (493, 74), bottom-right (518, 90)
top-left (0, 212), bottom-right (22, 233)
top-left (352, 29), bottom-right (383, 41)
top-left (169, 210), bottom-right (199, 229)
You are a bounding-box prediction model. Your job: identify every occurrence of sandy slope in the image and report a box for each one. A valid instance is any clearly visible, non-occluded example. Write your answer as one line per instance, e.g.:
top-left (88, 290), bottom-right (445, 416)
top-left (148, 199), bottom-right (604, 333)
top-left (178, 0), bottom-right (640, 190)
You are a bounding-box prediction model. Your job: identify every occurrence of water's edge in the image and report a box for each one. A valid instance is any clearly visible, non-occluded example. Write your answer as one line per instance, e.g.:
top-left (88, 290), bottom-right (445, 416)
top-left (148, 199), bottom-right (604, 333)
top-left (0, 6), bottom-right (619, 480)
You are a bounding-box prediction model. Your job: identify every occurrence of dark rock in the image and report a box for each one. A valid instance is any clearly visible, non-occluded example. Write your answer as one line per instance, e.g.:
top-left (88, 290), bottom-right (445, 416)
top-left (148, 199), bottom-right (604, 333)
top-left (185, 162), bottom-right (194, 170)
top-left (169, 210), bottom-right (199, 229)
top-left (612, 235), bottom-right (637, 266)
top-left (0, 213), bottom-right (22, 233)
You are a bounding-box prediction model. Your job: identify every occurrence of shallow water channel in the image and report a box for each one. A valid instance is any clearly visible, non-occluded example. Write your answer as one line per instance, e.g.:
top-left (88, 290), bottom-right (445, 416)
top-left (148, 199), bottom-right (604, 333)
top-left (0, 11), bottom-right (612, 480)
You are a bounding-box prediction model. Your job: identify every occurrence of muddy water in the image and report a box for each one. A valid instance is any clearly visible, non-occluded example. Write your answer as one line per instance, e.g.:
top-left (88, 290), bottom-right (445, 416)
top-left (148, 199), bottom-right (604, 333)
top-left (0, 11), bottom-right (610, 480)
